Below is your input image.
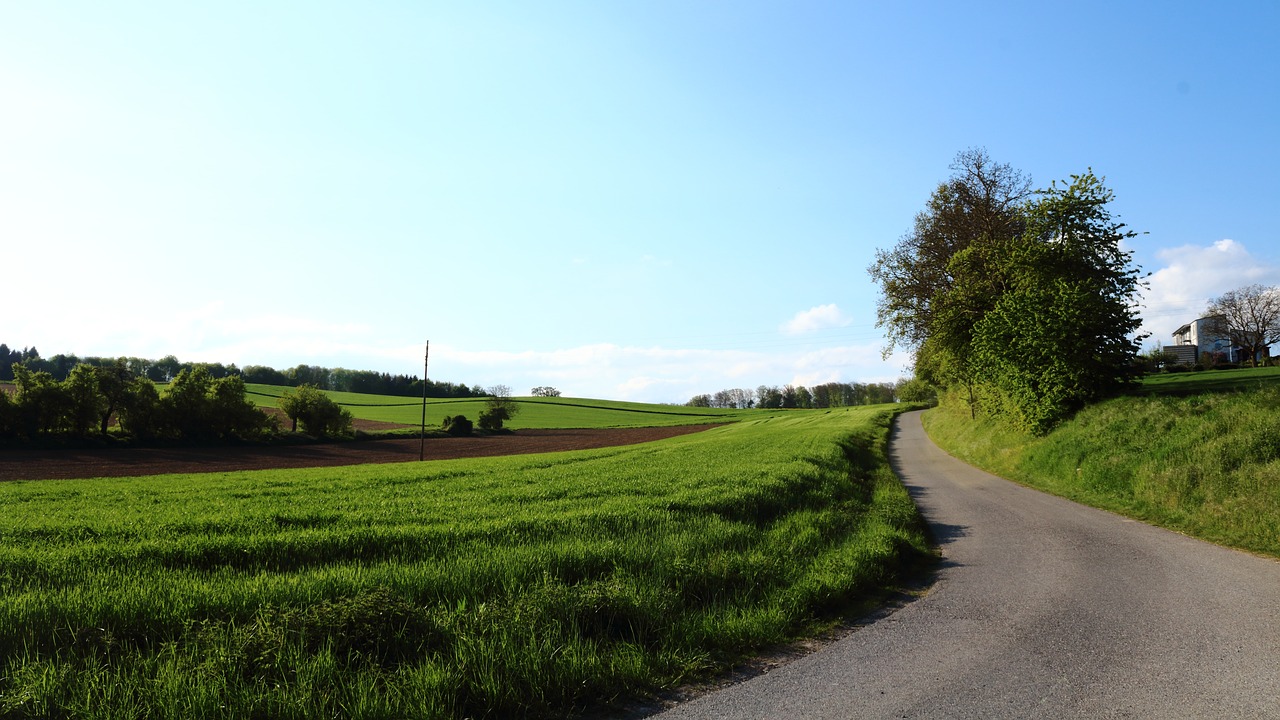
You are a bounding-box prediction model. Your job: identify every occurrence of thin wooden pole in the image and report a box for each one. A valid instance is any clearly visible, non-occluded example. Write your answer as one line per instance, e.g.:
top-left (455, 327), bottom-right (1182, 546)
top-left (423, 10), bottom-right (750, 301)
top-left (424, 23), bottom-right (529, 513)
top-left (419, 341), bottom-right (429, 461)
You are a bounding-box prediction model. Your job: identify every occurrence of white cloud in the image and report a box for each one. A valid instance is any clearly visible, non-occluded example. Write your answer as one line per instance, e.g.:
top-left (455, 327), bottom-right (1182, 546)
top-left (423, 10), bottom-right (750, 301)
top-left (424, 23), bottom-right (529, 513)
top-left (1138, 239), bottom-right (1280, 346)
top-left (781, 304), bottom-right (853, 336)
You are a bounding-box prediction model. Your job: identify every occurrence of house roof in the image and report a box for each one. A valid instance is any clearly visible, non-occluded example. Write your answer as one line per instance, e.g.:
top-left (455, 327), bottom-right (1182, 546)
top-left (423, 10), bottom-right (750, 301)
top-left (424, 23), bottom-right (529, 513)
top-left (1173, 315), bottom-right (1227, 338)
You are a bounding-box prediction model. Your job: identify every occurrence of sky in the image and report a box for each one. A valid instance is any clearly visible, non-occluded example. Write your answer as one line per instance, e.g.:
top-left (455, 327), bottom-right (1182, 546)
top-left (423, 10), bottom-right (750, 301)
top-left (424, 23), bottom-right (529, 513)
top-left (3, 2), bottom-right (1277, 403)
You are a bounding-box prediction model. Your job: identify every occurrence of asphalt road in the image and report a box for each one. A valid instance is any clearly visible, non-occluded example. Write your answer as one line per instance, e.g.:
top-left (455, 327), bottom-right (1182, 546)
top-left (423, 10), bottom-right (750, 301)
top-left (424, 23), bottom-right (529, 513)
top-left (654, 410), bottom-right (1280, 719)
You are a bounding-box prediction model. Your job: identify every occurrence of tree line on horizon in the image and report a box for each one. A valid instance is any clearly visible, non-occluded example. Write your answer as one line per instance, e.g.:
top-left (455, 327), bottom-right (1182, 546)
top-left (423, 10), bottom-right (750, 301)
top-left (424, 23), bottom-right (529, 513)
top-left (685, 381), bottom-right (907, 409)
top-left (0, 344), bottom-right (485, 399)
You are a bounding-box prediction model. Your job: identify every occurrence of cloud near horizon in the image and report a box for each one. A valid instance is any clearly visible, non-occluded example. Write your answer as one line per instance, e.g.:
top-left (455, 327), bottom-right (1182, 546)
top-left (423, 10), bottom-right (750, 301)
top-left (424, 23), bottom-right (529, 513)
top-left (781, 304), bottom-right (853, 336)
top-left (1137, 239), bottom-right (1280, 347)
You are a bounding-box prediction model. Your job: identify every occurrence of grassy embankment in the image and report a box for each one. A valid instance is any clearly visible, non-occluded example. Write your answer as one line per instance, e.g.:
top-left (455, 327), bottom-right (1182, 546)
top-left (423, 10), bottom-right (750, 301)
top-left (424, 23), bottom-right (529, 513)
top-left (247, 384), bottom-right (752, 430)
top-left (924, 366), bottom-right (1280, 557)
top-left (0, 405), bottom-right (929, 719)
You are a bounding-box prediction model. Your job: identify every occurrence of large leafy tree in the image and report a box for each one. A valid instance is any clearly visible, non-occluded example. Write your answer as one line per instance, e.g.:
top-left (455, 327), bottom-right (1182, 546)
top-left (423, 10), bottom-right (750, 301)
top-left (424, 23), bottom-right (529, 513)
top-left (868, 148), bottom-right (1032, 402)
top-left (278, 384), bottom-right (353, 437)
top-left (870, 155), bottom-right (1146, 433)
top-left (1205, 284), bottom-right (1280, 367)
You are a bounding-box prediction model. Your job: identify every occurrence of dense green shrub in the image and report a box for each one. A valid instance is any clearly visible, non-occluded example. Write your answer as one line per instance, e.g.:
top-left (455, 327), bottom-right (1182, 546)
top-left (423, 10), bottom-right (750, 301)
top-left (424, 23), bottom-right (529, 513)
top-left (442, 414), bottom-right (473, 436)
top-left (894, 377), bottom-right (936, 404)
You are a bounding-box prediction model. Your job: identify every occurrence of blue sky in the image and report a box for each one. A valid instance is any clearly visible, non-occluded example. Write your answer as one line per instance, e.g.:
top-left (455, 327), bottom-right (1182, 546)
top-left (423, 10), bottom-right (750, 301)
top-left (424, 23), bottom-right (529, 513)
top-left (4, 2), bottom-right (1277, 402)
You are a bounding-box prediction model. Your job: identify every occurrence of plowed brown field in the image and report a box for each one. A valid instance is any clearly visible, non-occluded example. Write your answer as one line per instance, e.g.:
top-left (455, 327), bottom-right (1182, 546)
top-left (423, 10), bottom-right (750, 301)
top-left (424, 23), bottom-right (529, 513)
top-left (0, 423), bottom-right (721, 482)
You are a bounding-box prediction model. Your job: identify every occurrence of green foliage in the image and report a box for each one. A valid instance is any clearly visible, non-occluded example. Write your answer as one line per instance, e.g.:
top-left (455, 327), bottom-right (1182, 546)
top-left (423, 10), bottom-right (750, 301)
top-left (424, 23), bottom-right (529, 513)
top-left (0, 409), bottom-right (928, 718)
top-left (441, 414), bottom-right (473, 436)
top-left (160, 367), bottom-right (272, 441)
top-left (478, 406), bottom-right (510, 431)
top-left (278, 383), bottom-right (354, 437)
top-left (1136, 346), bottom-right (1180, 374)
top-left (894, 377), bottom-right (936, 404)
top-left (924, 383), bottom-right (1280, 558)
top-left (0, 385), bottom-right (14, 437)
top-left (0, 361), bottom-right (275, 445)
top-left (118, 376), bottom-right (162, 440)
top-left (868, 148), bottom-right (1032, 361)
top-left (482, 385), bottom-right (521, 431)
top-left (965, 171), bottom-right (1144, 432)
top-left (11, 364), bottom-right (72, 437)
top-left (871, 152), bottom-right (1144, 434)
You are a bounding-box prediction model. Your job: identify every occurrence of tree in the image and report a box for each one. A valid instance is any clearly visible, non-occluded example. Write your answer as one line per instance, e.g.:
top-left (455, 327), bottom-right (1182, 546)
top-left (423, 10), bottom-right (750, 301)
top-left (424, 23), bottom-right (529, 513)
top-left (0, 344), bottom-right (20, 381)
top-left (756, 385), bottom-right (783, 409)
top-left (1137, 345), bottom-right (1180, 374)
top-left (531, 386), bottom-right (561, 397)
top-left (478, 406), bottom-right (510, 431)
top-left (91, 361), bottom-right (136, 436)
top-left (64, 364), bottom-right (105, 438)
top-left (209, 375), bottom-right (276, 439)
top-left (1206, 284), bottom-right (1280, 367)
top-left (278, 384), bottom-right (353, 437)
top-left (868, 148), bottom-right (1033, 365)
top-left (0, 384), bottom-right (14, 438)
top-left (480, 385), bottom-right (521, 431)
top-left (870, 153), bottom-right (1145, 433)
top-left (966, 171), bottom-right (1145, 432)
top-left (895, 377), bottom-right (936, 404)
top-left (160, 366), bottom-right (272, 441)
top-left (117, 377), bottom-right (162, 440)
top-left (10, 363), bottom-right (72, 437)
top-left (151, 355), bottom-right (184, 382)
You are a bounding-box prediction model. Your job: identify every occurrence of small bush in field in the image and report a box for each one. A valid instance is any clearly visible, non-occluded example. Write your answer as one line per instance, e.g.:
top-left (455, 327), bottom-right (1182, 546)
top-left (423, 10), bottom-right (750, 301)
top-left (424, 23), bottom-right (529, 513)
top-left (442, 414), bottom-right (473, 436)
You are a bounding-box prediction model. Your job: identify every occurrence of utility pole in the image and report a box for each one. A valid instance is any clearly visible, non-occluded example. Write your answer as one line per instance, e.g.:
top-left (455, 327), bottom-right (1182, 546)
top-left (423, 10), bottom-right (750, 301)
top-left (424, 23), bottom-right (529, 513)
top-left (419, 341), bottom-right (429, 461)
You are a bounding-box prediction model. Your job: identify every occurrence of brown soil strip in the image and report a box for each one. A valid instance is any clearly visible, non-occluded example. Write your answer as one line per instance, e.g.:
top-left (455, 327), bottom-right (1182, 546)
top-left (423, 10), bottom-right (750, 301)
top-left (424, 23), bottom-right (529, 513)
top-left (0, 425), bottom-right (722, 481)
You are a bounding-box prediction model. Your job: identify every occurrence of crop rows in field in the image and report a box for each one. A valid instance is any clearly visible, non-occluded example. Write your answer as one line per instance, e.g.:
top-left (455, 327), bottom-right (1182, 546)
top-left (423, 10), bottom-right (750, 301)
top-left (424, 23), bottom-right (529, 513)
top-left (0, 406), bottom-right (927, 719)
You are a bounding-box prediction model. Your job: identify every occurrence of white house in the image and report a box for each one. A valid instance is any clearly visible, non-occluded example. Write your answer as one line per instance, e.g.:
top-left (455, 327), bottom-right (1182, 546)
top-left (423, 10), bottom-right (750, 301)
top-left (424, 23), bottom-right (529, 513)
top-left (1170, 316), bottom-right (1237, 364)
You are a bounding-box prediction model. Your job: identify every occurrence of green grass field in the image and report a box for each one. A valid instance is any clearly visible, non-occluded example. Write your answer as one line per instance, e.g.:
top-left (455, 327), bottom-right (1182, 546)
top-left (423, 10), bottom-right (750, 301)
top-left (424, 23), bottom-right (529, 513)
top-left (0, 406), bottom-right (929, 719)
top-left (247, 385), bottom-right (752, 429)
top-left (1132, 364), bottom-right (1280, 395)
top-left (924, 365), bottom-right (1280, 558)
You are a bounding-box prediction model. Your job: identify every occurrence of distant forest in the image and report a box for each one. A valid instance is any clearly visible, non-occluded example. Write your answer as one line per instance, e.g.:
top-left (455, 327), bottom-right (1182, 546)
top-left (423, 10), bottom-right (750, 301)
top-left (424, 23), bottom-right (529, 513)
top-left (686, 382), bottom-right (899, 410)
top-left (0, 344), bottom-right (485, 399)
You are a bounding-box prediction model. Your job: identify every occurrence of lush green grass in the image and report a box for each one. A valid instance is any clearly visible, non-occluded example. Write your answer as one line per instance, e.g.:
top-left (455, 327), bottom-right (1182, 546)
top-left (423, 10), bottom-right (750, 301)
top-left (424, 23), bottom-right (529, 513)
top-left (1135, 364), bottom-right (1280, 395)
top-left (246, 385), bottom-right (752, 429)
top-left (923, 383), bottom-right (1280, 558)
top-left (0, 406), bottom-right (929, 719)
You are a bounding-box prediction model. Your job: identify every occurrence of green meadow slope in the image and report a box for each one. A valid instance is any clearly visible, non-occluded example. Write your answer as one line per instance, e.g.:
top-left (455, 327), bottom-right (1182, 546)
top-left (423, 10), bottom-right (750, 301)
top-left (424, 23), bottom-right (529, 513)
top-left (924, 367), bottom-right (1280, 557)
top-left (247, 385), bottom-right (751, 429)
top-left (0, 406), bottom-right (929, 719)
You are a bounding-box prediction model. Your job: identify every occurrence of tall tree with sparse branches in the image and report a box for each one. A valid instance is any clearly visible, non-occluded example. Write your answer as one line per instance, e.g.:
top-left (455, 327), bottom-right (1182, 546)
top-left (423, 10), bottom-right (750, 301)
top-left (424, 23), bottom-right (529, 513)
top-left (1206, 284), bottom-right (1280, 367)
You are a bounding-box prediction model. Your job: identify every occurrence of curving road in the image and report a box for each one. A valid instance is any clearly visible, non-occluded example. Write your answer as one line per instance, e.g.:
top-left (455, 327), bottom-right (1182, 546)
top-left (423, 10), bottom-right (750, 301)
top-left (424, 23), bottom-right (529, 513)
top-left (655, 410), bottom-right (1280, 719)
